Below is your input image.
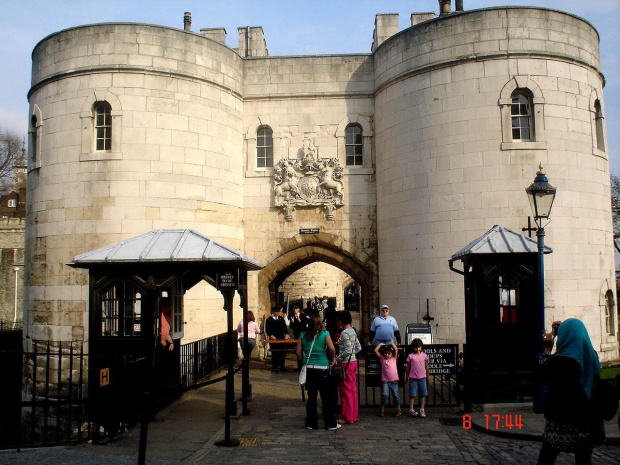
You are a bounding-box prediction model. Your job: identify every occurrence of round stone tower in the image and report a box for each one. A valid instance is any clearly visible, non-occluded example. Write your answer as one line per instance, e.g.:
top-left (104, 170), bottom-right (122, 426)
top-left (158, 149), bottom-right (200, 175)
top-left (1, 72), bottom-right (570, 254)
top-left (373, 7), bottom-right (616, 360)
top-left (26, 23), bottom-right (244, 344)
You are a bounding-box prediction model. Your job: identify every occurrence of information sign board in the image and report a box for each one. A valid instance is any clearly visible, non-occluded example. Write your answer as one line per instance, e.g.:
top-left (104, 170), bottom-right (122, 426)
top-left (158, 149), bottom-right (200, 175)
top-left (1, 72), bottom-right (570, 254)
top-left (423, 344), bottom-right (458, 375)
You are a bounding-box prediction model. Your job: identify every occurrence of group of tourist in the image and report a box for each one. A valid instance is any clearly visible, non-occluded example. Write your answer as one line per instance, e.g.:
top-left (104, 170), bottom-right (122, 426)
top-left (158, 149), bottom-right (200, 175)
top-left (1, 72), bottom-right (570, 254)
top-left (238, 301), bottom-right (607, 464)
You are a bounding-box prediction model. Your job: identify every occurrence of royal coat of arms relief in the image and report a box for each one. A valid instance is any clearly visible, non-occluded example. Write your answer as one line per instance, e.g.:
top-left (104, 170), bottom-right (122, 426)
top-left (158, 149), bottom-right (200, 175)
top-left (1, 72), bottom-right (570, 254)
top-left (273, 138), bottom-right (344, 221)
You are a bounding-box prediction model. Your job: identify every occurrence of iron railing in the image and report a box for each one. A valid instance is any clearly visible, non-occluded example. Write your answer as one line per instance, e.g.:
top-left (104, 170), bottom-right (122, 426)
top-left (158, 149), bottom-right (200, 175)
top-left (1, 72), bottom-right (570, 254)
top-left (0, 341), bottom-right (91, 449)
top-left (180, 331), bottom-right (236, 390)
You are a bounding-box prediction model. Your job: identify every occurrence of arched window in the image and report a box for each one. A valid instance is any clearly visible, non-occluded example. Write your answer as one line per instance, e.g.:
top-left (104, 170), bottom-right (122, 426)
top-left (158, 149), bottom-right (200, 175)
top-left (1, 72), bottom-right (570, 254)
top-left (345, 124), bottom-right (363, 166)
top-left (30, 115), bottom-right (38, 163)
top-left (594, 99), bottom-right (605, 152)
top-left (256, 126), bottom-right (273, 168)
top-left (511, 91), bottom-right (533, 141)
top-left (605, 290), bottom-right (615, 335)
top-left (94, 102), bottom-right (112, 151)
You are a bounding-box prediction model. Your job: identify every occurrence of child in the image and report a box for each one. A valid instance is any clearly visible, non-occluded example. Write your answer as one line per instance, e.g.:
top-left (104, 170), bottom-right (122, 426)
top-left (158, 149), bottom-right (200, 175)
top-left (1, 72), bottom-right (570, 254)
top-left (406, 338), bottom-right (429, 418)
top-left (374, 342), bottom-right (402, 417)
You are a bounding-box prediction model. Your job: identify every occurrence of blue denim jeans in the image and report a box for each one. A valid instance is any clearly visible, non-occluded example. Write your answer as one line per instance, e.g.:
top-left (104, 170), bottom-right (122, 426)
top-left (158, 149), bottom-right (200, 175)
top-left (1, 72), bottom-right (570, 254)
top-left (305, 368), bottom-right (337, 429)
top-left (381, 381), bottom-right (401, 405)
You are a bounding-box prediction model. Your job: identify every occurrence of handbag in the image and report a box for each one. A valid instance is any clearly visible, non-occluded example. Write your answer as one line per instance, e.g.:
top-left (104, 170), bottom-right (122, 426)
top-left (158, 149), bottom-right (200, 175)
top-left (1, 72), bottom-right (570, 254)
top-left (333, 329), bottom-right (358, 384)
top-left (299, 335), bottom-right (317, 385)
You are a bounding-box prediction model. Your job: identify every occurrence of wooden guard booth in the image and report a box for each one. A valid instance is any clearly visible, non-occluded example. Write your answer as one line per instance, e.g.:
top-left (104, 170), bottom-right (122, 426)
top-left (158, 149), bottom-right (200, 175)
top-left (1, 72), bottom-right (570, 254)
top-left (449, 225), bottom-right (552, 404)
top-left (69, 229), bottom-right (262, 431)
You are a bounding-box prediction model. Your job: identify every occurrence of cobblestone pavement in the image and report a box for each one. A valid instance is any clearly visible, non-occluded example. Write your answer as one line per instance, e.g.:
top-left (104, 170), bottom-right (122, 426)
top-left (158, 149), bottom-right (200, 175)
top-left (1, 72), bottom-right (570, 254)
top-left (1, 359), bottom-right (618, 465)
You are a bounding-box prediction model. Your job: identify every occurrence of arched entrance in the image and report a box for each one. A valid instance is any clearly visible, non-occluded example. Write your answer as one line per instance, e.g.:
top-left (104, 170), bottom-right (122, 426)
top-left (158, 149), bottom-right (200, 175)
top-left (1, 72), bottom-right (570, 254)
top-left (258, 242), bottom-right (374, 339)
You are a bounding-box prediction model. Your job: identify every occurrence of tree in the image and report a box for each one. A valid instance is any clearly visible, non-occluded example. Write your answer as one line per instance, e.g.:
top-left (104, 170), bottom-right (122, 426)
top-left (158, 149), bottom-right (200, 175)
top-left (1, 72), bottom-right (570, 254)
top-left (0, 126), bottom-right (23, 195)
top-left (611, 173), bottom-right (620, 254)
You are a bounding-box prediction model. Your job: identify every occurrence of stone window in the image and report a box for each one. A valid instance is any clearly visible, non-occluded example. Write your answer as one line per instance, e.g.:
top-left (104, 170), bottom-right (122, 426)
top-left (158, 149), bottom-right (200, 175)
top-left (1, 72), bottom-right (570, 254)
top-left (499, 77), bottom-right (546, 151)
top-left (345, 124), bottom-right (363, 166)
top-left (80, 91), bottom-right (122, 161)
top-left (605, 290), bottom-right (615, 336)
top-left (510, 92), bottom-right (533, 141)
top-left (336, 115), bottom-right (373, 172)
top-left (594, 99), bottom-right (605, 153)
top-left (28, 105), bottom-right (42, 170)
top-left (256, 126), bottom-right (273, 169)
top-left (94, 102), bottom-right (112, 151)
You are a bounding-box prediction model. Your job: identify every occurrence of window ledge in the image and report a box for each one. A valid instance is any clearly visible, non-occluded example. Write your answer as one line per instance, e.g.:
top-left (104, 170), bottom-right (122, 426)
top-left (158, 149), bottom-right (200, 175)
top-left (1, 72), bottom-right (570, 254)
top-left (245, 170), bottom-right (273, 178)
top-left (601, 341), bottom-right (617, 351)
top-left (344, 167), bottom-right (374, 175)
top-left (592, 147), bottom-right (607, 160)
top-left (80, 152), bottom-right (122, 162)
top-left (501, 141), bottom-right (547, 151)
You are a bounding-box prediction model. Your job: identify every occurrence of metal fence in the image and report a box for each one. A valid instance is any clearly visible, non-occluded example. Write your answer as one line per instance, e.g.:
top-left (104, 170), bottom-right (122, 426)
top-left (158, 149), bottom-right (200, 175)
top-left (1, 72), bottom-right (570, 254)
top-left (356, 346), bottom-right (459, 408)
top-left (0, 341), bottom-right (92, 449)
top-left (179, 331), bottom-right (235, 390)
top-left (0, 319), bottom-right (22, 331)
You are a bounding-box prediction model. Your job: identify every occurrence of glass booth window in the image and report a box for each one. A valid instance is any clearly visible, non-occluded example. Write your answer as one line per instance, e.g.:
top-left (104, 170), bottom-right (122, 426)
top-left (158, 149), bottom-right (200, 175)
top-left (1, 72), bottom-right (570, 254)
top-left (499, 276), bottom-right (519, 325)
top-left (100, 282), bottom-right (142, 337)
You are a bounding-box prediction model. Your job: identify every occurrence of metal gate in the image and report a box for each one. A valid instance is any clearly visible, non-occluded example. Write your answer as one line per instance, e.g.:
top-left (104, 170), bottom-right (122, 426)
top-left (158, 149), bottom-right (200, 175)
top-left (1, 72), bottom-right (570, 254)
top-left (357, 344), bottom-right (459, 407)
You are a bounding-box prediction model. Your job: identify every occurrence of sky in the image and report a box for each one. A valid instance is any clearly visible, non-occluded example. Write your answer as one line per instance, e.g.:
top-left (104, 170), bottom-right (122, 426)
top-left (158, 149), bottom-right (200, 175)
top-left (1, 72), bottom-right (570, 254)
top-left (0, 0), bottom-right (618, 172)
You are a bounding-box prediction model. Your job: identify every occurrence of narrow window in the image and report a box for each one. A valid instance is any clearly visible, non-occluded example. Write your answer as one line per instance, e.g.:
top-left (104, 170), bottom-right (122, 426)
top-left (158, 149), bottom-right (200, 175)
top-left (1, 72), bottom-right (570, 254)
top-left (511, 92), bottom-right (533, 141)
top-left (30, 115), bottom-right (38, 163)
top-left (594, 100), bottom-right (605, 152)
top-left (8, 199), bottom-right (16, 208)
top-left (256, 126), bottom-right (273, 168)
top-left (605, 290), bottom-right (615, 335)
top-left (94, 102), bottom-right (112, 151)
top-left (499, 276), bottom-right (519, 325)
top-left (345, 124), bottom-right (363, 166)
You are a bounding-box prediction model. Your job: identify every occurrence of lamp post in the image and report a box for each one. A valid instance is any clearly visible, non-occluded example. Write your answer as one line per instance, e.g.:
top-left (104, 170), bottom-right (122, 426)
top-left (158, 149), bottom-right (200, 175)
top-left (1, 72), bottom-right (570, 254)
top-left (525, 164), bottom-right (556, 346)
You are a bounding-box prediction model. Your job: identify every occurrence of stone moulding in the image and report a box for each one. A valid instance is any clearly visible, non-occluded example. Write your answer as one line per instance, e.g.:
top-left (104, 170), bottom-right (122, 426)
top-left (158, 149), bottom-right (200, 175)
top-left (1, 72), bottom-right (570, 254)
top-left (273, 138), bottom-right (344, 221)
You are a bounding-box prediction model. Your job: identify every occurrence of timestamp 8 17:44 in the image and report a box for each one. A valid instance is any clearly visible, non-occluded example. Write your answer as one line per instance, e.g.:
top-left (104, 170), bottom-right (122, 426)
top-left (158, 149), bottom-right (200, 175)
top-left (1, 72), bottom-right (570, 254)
top-left (462, 414), bottom-right (523, 430)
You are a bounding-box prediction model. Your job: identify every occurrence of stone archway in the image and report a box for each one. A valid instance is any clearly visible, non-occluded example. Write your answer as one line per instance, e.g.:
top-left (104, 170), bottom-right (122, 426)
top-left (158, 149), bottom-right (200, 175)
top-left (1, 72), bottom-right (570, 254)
top-left (258, 242), bottom-right (374, 339)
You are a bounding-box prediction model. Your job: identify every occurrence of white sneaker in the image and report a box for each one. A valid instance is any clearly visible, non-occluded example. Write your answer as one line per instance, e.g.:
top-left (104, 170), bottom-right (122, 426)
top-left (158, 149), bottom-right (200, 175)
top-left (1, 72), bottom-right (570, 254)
top-left (409, 409), bottom-right (418, 417)
top-left (327, 423), bottom-right (342, 431)
top-left (419, 409), bottom-right (426, 418)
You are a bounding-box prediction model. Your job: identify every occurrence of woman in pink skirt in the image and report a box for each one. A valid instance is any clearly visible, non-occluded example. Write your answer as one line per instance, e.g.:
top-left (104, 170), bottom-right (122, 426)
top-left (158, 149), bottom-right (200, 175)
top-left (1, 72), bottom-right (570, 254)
top-left (335, 311), bottom-right (362, 424)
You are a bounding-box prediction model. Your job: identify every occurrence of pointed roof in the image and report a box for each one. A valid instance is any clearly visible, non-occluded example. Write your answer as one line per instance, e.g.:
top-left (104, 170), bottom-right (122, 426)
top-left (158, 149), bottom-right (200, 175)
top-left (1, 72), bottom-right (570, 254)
top-left (451, 225), bottom-right (552, 261)
top-left (70, 229), bottom-right (262, 270)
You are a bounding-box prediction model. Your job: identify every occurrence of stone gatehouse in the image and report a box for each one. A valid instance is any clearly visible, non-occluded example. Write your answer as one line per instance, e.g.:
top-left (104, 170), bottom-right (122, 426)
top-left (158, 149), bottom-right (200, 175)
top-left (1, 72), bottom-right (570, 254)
top-left (25, 4), bottom-right (618, 362)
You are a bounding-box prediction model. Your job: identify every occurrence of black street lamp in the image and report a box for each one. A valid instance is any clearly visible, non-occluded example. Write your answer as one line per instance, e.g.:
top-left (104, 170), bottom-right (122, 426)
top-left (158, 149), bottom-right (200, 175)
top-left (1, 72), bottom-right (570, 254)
top-left (525, 164), bottom-right (556, 345)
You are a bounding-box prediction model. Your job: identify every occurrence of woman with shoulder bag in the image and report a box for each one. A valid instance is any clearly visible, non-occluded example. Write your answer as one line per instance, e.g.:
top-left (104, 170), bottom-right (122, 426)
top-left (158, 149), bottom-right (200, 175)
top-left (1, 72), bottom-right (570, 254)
top-left (537, 319), bottom-right (604, 465)
top-left (296, 314), bottom-right (339, 431)
top-left (334, 311), bottom-right (362, 425)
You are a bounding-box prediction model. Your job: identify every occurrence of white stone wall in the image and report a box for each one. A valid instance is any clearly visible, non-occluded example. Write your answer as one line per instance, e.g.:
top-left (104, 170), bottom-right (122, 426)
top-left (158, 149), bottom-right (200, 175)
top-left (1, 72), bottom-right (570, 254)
top-left (374, 7), bottom-right (617, 360)
top-left (241, 55), bottom-right (379, 326)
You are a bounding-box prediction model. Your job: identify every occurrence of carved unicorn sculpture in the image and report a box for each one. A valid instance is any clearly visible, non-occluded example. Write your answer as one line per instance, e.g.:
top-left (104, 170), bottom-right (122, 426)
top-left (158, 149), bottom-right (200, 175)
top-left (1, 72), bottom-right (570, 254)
top-left (318, 163), bottom-right (343, 201)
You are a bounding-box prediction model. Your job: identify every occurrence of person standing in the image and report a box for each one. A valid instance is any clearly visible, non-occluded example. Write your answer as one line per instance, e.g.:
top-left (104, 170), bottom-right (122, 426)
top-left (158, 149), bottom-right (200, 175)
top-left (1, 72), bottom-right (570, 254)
top-left (369, 304), bottom-right (401, 346)
top-left (296, 314), bottom-right (339, 430)
top-left (289, 305), bottom-right (308, 339)
top-left (265, 307), bottom-right (290, 373)
top-left (537, 319), bottom-right (604, 465)
top-left (374, 342), bottom-right (402, 417)
top-left (237, 310), bottom-right (261, 359)
top-left (406, 338), bottom-right (429, 418)
top-left (335, 311), bottom-right (362, 424)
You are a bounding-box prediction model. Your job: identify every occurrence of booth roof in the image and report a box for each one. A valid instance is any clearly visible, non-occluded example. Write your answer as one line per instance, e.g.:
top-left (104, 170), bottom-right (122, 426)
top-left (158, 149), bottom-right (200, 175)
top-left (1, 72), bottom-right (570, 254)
top-left (451, 225), bottom-right (552, 261)
top-left (69, 229), bottom-right (262, 270)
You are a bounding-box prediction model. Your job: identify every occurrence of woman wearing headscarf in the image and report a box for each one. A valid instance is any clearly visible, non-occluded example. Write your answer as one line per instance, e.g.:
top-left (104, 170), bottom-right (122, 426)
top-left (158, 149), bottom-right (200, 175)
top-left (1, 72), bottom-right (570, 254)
top-left (537, 319), bottom-right (604, 465)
